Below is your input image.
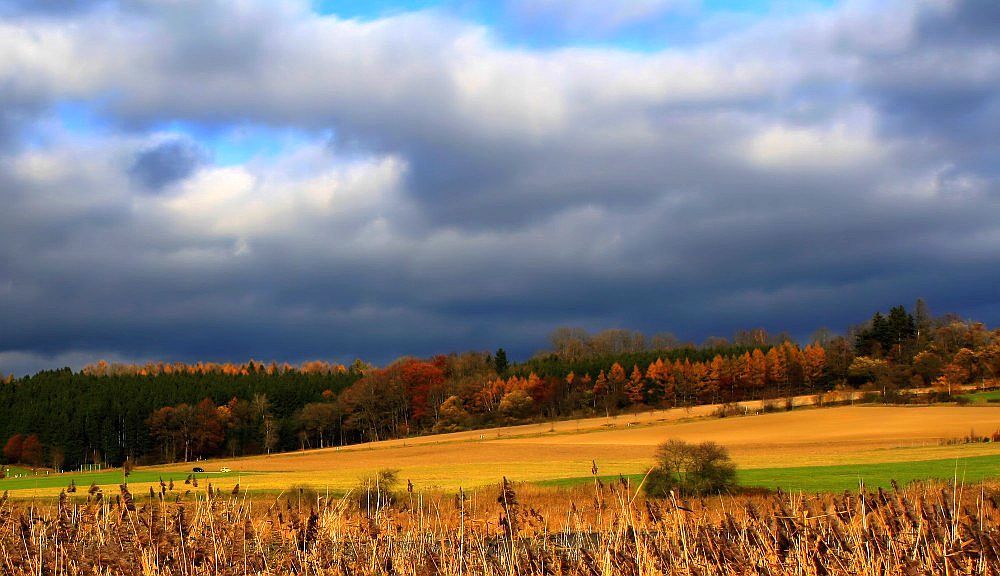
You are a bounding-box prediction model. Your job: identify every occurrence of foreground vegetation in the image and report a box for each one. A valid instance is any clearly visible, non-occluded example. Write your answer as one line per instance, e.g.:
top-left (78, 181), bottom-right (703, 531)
top-left (0, 477), bottom-right (997, 574)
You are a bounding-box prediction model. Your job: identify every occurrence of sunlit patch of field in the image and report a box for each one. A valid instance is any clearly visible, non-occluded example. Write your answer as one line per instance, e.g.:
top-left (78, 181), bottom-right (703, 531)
top-left (4, 404), bottom-right (1000, 497)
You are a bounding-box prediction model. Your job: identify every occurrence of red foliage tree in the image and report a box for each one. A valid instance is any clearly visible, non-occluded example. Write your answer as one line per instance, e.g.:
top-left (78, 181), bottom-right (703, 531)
top-left (192, 398), bottom-right (227, 458)
top-left (3, 433), bottom-right (24, 463)
top-left (20, 434), bottom-right (43, 467)
top-left (398, 359), bottom-right (447, 426)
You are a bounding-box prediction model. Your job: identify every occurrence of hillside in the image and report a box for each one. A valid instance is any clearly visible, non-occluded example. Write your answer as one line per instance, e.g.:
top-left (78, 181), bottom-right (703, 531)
top-left (5, 400), bottom-right (1000, 497)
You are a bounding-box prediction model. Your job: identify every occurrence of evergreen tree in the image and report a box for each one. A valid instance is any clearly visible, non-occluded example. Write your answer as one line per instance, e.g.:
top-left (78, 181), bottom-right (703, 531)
top-left (886, 305), bottom-right (917, 354)
top-left (915, 298), bottom-right (933, 338)
top-left (493, 348), bottom-right (509, 374)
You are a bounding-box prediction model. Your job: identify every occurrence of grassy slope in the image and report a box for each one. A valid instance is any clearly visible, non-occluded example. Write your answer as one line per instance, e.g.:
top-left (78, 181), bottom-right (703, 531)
top-left (0, 470), bottom-right (245, 492)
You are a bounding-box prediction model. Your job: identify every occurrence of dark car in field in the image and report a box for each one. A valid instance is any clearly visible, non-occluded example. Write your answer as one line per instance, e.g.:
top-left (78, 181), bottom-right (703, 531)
top-left (192, 467), bottom-right (205, 472)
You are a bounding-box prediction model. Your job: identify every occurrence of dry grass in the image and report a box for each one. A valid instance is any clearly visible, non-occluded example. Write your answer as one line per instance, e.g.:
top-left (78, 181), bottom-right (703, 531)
top-left (1, 477), bottom-right (999, 574)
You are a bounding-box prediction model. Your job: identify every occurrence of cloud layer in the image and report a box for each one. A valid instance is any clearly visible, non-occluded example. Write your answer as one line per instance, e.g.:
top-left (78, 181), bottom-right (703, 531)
top-left (0, 0), bottom-right (997, 375)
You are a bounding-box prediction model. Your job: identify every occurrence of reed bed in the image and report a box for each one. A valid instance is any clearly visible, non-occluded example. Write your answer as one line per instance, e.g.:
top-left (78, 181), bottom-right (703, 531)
top-left (0, 477), bottom-right (997, 575)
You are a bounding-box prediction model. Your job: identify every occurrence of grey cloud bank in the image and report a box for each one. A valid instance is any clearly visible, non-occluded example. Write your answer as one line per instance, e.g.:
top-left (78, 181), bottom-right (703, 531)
top-left (0, 0), bottom-right (997, 376)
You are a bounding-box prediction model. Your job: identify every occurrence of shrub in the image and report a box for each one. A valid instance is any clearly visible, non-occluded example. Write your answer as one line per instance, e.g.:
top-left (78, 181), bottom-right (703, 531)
top-left (279, 484), bottom-right (321, 510)
top-left (357, 468), bottom-right (400, 512)
top-left (712, 402), bottom-right (744, 418)
top-left (643, 439), bottom-right (737, 497)
top-left (761, 399), bottom-right (780, 413)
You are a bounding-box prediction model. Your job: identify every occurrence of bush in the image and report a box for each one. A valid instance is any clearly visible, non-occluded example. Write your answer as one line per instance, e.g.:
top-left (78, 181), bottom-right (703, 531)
top-left (712, 402), bottom-right (744, 418)
top-left (643, 440), bottom-right (737, 498)
top-left (761, 399), bottom-right (781, 413)
top-left (356, 468), bottom-right (400, 512)
top-left (280, 484), bottom-right (320, 509)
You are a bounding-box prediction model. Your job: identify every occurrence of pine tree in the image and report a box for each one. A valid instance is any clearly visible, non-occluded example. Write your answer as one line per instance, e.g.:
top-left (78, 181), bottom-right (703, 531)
top-left (493, 348), bottom-right (509, 374)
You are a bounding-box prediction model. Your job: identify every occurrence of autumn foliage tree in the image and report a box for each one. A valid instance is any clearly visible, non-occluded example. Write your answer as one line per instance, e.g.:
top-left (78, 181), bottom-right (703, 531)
top-left (625, 365), bottom-right (646, 405)
top-left (20, 434), bottom-right (43, 467)
top-left (148, 399), bottom-right (228, 462)
top-left (3, 433), bottom-right (23, 464)
top-left (296, 402), bottom-right (341, 449)
top-left (434, 396), bottom-right (472, 433)
top-left (397, 358), bottom-right (447, 428)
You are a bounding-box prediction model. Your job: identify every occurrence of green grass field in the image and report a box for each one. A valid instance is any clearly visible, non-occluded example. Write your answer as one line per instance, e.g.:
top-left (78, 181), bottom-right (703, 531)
top-left (538, 454), bottom-right (1000, 492)
top-left (2, 466), bottom-right (33, 477)
top-left (0, 469), bottom-right (245, 492)
top-left (961, 390), bottom-right (1000, 404)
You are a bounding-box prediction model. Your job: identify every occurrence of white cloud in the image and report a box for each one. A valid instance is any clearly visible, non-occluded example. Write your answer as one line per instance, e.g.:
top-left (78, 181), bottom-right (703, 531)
top-left (744, 122), bottom-right (883, 170)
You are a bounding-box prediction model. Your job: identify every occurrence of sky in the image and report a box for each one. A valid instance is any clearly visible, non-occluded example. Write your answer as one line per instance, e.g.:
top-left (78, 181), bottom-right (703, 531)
top-left (0, 0), bottom-right (997, 375)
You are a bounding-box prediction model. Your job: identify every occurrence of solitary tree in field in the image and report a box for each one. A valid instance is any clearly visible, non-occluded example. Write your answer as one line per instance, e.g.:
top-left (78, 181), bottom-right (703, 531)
top-left (644, 439), bottom-right (736, 497)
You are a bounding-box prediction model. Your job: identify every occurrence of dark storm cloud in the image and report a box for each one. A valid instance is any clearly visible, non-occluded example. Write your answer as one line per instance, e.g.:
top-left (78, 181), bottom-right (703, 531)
top-left (0, 0), bottom-right (998, 375)
top-left (852, 3), bottom-right (1000, 162)
top-left (128, 139), bottom-right (206, 191)
top-left (913, 0), bottom-right (1000, 45)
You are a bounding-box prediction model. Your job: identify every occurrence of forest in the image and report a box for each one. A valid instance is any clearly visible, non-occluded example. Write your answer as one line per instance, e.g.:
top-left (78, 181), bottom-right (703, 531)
top-left (1, 300), bottom-right (998, 471)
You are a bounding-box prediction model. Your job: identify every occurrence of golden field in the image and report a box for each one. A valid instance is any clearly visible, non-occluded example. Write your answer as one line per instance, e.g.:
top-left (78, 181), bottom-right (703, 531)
top-left (151, 403), bottom-right (1000, 493)
top-left (4, 400), bottom-right (1000, 498)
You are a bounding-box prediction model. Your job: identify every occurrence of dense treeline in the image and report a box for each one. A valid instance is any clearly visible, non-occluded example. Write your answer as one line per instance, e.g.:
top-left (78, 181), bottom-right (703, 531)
top-left (1, 301), bottom-right (998, 471)
top-left (0, 363), bottom-right (358, 470)
top-left (513, 345), bottom-right (774, 380)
